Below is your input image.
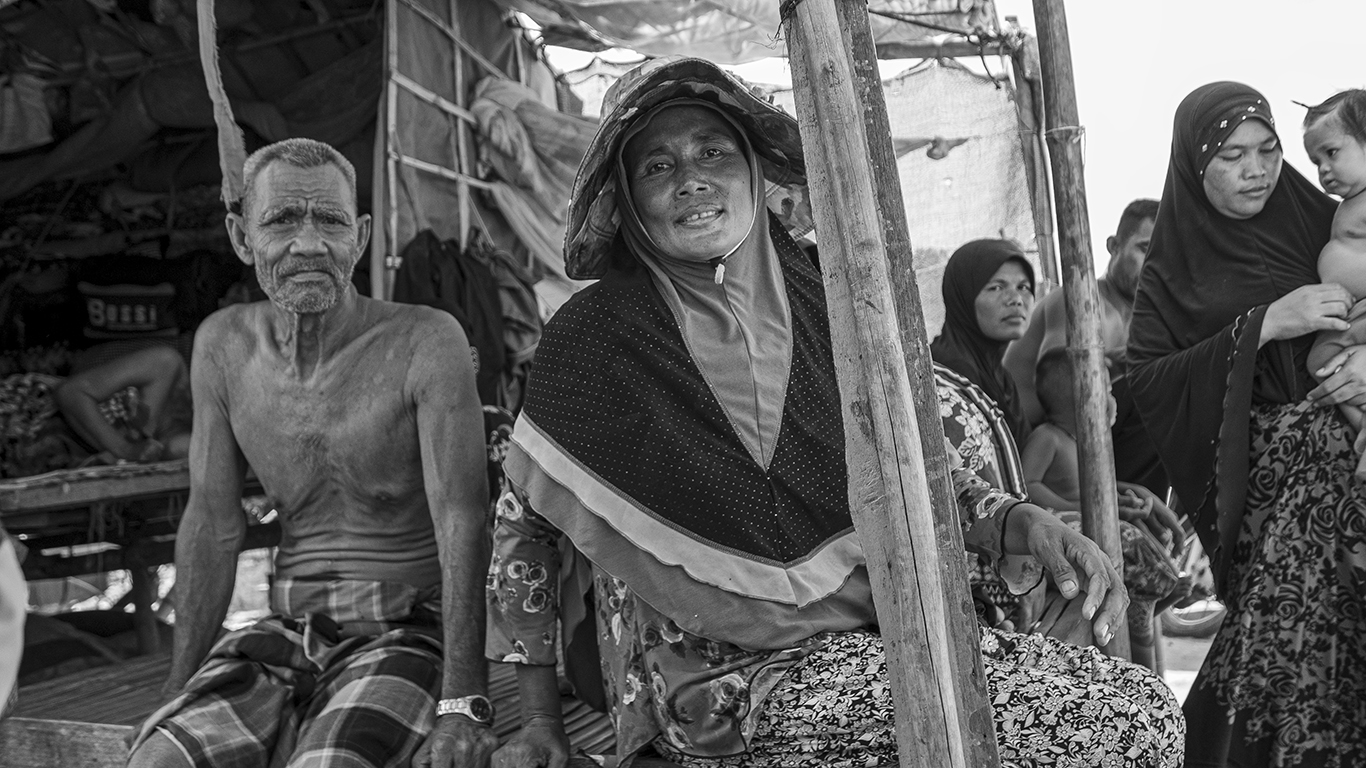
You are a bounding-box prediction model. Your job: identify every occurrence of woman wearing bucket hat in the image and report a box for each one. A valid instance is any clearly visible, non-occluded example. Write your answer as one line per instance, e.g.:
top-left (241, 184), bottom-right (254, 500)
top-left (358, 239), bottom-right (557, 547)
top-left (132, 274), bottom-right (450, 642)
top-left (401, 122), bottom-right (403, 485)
top-left (486, 57), bottom-right (1182, 768)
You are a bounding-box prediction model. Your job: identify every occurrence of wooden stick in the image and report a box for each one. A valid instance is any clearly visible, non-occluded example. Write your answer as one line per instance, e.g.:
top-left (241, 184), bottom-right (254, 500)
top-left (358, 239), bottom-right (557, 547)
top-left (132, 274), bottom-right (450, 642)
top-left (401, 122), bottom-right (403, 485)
top-left (382, 0), bottom-right (400, 301)
top-left (1029, 0), bottom-right (1129, 657)
top-left (784, 2), bottom-right (999, 765)
top-left (1007, 34), bottom-right (1060, 291)
top-left (834, 0), bottom-right (1000, 760)
top-left (451, 0), bottom-right (471, 253)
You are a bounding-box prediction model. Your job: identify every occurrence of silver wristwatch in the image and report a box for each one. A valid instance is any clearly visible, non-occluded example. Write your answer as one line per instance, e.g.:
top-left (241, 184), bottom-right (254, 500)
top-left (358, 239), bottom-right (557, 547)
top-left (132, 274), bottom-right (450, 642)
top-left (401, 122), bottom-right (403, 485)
top-left (436, 695), bottom-right (495, 725)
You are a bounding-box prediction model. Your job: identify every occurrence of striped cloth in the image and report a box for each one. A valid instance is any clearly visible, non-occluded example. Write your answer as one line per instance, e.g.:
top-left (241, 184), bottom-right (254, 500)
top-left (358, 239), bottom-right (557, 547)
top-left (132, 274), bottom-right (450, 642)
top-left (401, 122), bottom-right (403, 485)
top-left (130, 578), bottom-right (443, 768)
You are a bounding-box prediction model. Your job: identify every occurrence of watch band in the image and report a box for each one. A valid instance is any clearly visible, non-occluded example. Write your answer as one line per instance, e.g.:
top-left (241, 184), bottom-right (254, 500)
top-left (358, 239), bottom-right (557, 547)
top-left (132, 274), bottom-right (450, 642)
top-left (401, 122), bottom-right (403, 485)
top-left (436, 695), bottom-right (495, 725)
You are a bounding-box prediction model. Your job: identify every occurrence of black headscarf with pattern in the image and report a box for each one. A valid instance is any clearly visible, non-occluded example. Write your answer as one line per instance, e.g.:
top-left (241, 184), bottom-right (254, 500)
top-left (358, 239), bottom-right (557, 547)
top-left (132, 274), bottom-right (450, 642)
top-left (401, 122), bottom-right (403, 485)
top-left (1127, 81), bottom-right (1336, 589)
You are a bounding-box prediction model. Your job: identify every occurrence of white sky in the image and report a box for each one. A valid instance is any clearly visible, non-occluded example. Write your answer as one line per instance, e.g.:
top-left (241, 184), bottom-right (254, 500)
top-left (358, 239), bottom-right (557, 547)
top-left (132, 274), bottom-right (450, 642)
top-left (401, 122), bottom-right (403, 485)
top-left (545, 1), bottom-right (1366, 267)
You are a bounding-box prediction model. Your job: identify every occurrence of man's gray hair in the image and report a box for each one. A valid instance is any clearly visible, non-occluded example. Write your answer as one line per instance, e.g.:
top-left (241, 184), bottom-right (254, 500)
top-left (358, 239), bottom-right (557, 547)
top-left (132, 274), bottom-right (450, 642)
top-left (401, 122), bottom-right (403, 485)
top-left (240, 138), bottom-right (358, 216)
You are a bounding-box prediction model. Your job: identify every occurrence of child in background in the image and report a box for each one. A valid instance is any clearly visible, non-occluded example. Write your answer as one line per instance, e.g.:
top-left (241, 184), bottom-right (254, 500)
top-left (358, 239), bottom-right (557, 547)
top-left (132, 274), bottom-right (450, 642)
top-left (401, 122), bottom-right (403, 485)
top-left (1020, 348), bottom-right (1182, 546)
top-left (1304, 89), bottom-right (1366, 479)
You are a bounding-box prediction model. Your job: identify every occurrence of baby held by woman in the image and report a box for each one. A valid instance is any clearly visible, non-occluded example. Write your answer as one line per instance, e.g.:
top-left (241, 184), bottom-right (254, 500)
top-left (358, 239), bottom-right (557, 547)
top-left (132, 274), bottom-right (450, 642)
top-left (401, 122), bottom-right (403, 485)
top-left (1305, 89), bottom-right (1366, 478)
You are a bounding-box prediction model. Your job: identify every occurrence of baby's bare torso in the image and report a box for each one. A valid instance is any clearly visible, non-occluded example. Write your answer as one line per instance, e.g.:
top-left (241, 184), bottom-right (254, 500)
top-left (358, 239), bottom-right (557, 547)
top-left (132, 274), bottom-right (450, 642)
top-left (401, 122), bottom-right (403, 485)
top-left (220, 299), bottom-right (444, 587)
top-left (1320, 194), bottom-right (1366, 300)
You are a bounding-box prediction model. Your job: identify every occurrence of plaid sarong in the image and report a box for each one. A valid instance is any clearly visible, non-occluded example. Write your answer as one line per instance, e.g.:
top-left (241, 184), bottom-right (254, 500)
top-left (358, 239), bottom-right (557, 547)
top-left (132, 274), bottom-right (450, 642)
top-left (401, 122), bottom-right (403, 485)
top-left (131, 578), bottom-right (443, 768)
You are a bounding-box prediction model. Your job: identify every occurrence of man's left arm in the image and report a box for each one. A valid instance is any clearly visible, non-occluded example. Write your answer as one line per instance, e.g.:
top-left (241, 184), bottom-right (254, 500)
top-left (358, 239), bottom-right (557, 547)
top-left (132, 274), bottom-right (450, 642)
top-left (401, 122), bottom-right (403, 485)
top-left (409, 314), bottom-right (496, 768)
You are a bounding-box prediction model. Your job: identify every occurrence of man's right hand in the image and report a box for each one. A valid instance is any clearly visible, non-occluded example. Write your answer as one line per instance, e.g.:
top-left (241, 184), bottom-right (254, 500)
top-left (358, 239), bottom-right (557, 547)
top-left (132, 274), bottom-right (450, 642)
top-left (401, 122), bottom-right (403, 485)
top-left (491, 715), bottom-right (569, 768)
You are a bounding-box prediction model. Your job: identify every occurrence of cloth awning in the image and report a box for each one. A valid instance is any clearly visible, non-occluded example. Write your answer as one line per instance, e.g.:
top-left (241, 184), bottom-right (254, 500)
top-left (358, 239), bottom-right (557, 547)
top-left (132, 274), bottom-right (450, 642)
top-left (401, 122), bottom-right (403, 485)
top-left (496, 0), bottom-right (997, 64)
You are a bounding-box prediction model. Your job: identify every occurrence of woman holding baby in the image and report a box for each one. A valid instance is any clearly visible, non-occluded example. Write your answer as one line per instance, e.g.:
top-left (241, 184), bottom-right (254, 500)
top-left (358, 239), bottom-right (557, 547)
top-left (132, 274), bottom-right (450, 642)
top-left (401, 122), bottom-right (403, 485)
top-left (1128, 81), bottom-right (1366, 766)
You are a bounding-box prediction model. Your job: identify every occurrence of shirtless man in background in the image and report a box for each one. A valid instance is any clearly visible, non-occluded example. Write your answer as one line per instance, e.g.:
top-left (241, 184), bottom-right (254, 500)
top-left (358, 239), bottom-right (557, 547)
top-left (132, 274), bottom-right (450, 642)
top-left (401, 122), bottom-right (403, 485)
top-left (128, 138), bottom-right (496, 768)
top-left (1003, 199), bottom-right (1169, 499)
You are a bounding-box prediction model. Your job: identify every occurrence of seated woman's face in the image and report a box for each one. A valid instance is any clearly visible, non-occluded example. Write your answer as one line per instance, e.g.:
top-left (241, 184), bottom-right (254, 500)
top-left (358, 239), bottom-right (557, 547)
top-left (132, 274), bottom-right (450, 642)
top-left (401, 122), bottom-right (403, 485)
top-left (974, 259), bottom-right (1034, 342)
top-left (1202, 120), bottom-right (1283, 220)
top-left (623, 105), bottom-right (755, 262)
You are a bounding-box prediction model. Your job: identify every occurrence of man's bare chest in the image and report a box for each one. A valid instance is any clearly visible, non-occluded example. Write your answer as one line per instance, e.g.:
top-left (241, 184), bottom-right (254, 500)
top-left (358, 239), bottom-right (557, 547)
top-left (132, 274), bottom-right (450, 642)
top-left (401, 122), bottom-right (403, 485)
top-left (226, 361), bottom-right (421, 479)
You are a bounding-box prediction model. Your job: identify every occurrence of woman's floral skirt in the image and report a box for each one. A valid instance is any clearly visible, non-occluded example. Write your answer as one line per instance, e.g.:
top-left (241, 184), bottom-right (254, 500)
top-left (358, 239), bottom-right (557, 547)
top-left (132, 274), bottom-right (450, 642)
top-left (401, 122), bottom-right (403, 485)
top-left (655, 627), bottom-right (1183, 768)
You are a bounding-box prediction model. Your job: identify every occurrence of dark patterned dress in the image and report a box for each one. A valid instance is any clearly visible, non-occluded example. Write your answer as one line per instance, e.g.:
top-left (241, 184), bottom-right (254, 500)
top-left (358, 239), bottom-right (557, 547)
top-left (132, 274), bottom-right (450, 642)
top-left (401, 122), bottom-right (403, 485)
top-left (1193, 401), bottom-right (1366, 767)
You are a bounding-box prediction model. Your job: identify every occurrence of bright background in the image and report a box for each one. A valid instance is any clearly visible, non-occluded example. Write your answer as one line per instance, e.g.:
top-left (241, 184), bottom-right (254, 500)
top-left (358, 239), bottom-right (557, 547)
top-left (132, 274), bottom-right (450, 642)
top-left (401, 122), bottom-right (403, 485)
top-left (546, 0), bottom-right (1366, 267)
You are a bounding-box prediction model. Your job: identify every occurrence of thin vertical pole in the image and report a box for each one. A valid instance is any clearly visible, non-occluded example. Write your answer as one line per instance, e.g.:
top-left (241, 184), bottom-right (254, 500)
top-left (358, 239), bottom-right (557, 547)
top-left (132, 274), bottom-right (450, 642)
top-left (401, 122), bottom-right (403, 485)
top-left (1029, 0), bottom-right (1129, 657)
top-left (449, 0), bottom-right (470, 251)
top-left (382, 0), bottom-right (400, 301)
top-left (784, 1), bottom-right (1000, 765)
top-left (1008, 34), bottom-right (1059, 292)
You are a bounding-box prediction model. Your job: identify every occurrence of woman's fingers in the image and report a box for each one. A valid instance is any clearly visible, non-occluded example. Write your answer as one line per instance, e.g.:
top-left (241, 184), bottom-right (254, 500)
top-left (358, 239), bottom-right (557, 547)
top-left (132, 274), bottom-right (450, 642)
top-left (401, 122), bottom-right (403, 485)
top-left (1313, 348), bottom-right (1356, 380)
top-left (1030, 532), bottom-right (1080, 599)
top-left (1311, 347), bottom-right (1366, 405)
top-left (1077, 557), bottom-right (1127, 646)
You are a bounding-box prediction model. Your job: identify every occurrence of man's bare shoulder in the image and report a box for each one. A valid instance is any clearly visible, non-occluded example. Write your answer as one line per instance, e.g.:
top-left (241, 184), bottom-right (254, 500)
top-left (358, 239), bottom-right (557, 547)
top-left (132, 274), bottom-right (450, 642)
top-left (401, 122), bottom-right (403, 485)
top-left (191, 303), bottom-right (270, 367)
top-left (359, 298), bottom-right (469, 356)
top-left (360, 299), bottom-right (474, 390)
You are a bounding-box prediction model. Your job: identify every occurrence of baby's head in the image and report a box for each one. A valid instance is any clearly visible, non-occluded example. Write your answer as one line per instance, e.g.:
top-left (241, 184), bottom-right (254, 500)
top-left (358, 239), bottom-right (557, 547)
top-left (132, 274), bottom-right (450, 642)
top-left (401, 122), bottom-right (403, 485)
top-left (1035, 347), bottom-right (1116, 427)
top-left (1303, 89), bottom-right (1366, 200)
top-left (1036, 347), bottom-right (1075, 422)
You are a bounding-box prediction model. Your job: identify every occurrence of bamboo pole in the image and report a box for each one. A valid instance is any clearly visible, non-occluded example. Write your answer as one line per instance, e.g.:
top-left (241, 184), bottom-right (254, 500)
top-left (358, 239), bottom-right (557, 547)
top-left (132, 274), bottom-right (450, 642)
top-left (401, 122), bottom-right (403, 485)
top-left (1029, 0), bottom-right (1129, 657)
top-left (449, 0), bottom-right (471, 252)
top-left (1007, 33), bottom-right (1059, 291)
top-left (382, 0), bottom-right (400, 301)
top-left (784, 1), bottom-right (999, 766)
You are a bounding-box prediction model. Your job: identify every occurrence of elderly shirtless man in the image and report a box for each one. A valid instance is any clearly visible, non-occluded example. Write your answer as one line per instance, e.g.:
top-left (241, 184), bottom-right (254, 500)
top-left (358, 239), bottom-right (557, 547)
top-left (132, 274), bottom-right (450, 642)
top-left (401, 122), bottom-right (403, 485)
top-left (128, 139), bottom-right (497, 768)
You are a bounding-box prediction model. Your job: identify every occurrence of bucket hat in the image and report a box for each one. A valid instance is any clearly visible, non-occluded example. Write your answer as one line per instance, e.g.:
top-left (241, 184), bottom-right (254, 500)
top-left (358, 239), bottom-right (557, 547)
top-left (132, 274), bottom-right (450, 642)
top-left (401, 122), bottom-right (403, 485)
top-left (565, 56), bottom-right (811, 280)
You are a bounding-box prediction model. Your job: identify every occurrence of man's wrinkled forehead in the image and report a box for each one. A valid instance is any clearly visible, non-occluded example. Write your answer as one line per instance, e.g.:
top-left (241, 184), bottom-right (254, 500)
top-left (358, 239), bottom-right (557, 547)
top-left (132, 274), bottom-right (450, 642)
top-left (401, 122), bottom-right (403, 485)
top-left (248, 160), bottom-right (355, 218)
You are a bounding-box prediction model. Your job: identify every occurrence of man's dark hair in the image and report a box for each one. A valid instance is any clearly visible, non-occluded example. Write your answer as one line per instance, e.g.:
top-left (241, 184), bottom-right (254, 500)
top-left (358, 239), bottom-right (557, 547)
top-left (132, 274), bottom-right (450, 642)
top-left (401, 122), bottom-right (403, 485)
top-left (1304, 89), bottom-right (1366, 145)
top-left (1115, 199), bottom-right (1159, 245)
top-left (1035, 346), bottom-right (1073, 417)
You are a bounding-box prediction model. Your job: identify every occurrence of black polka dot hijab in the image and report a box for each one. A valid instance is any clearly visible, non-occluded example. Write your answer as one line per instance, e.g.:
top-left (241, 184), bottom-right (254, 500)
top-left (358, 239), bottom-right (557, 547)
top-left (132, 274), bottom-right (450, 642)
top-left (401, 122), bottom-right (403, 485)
top-left (1130, 81), bottom-right (1335, 359)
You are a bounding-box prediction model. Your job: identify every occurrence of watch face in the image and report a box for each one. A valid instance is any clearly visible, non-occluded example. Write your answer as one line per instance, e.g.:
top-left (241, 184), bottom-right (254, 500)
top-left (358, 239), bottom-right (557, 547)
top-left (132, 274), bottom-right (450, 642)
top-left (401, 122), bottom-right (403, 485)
top-left (468, 697), bottom-right (493, 722)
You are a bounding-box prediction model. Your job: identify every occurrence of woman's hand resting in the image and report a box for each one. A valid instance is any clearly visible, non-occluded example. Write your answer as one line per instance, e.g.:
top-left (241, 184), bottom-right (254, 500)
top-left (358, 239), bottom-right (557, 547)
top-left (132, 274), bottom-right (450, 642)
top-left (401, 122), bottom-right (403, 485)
top-left (1309, 343), bottom-right (1366, 408)
top-left (1260, 284), bottom-right (1352, 347)
top-left (1003, 504), bottom-right (1128, 646)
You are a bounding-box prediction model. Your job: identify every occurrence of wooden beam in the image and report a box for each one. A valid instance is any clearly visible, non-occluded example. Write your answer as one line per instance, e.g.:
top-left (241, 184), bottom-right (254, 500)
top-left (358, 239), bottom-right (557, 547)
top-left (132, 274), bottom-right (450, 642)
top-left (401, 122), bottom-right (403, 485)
top-left (391, 153), bottom-right (495, 190)
top-left (875, 39), bottom-right (1015, 60)
top-left (391, 71), bottom-right (476, 123)
top-left (1029, 0), bottom-right (1129, 657)
top-left (783, 1), bottom-right (1000, 766)
top-left (0, 719), bottom-right (129, 768)
top-left (19, 522), bottom-right (281, 581)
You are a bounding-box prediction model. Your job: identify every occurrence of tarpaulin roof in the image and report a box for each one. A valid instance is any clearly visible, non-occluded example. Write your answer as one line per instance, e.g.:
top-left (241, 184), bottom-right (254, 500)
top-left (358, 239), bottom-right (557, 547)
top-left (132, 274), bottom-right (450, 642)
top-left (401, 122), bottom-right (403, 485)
top-left (496, 0), bottom-right (998, 64)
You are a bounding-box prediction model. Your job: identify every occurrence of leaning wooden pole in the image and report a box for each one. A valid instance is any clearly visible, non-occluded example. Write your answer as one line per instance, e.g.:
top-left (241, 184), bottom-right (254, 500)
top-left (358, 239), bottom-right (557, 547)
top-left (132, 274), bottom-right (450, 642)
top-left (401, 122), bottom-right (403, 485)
top-left (1029, 0), bottom-right (1129, 657)
top-left (784, 1), bottom-right (1000, 766)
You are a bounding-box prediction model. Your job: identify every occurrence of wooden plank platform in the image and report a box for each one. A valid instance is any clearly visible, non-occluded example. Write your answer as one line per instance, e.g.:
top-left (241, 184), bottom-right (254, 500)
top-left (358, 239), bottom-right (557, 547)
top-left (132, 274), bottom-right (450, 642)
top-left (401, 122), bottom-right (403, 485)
top-left (0, 654), bottom-right (673, 767)
top-left (0, 461), bottom-right (193, 515)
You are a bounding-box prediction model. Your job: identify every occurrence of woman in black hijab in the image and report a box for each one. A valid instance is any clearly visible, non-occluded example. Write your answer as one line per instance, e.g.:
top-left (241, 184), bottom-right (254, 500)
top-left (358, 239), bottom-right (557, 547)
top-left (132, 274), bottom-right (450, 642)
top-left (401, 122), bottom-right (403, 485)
top-left (931, 239), bottom-right (1036, 447)
top-left (1128, 81), bottom-right (1366, 767)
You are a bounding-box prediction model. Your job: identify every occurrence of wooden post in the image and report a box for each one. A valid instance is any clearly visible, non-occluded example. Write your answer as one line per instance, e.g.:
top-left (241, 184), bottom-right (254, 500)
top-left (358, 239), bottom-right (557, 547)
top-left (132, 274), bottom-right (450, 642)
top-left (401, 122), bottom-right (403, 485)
top-left (784, 2), bottom-right (1000, 766)
top-left (125, 546), bottom-right (161, 656)
top-left (1029, 0), bottom-right (1129, 657)
top-left (381, 0), bottom-right (400, 300)
top-left (449, 0), bottom-right (471, 252)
